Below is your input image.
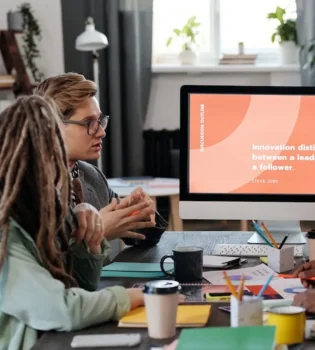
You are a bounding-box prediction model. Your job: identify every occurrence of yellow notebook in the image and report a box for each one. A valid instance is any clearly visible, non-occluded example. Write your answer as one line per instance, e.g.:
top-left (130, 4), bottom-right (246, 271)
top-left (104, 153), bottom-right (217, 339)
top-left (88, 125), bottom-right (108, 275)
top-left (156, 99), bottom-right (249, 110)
top-left (118, 305), bottom-right (211, 328)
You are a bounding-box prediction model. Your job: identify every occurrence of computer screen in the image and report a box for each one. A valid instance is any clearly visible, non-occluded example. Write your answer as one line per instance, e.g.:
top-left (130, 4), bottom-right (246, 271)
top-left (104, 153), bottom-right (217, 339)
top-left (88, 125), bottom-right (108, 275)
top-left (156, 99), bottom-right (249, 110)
top-left (179, 85), bottom-right (315, 243)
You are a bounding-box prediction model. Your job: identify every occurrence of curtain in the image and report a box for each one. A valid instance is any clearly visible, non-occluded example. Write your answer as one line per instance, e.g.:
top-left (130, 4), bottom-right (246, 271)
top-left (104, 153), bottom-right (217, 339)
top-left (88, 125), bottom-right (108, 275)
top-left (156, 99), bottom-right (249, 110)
top-left (296, 0), bottom-right (315, 86)
top-left (61, 0), bottom-right (153, 177)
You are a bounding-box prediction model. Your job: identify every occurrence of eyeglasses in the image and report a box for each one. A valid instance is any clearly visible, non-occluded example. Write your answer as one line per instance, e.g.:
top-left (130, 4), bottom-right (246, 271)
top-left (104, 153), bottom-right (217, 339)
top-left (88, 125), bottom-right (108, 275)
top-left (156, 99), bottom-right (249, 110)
top-left (63, 115), bottom-right (109, 135)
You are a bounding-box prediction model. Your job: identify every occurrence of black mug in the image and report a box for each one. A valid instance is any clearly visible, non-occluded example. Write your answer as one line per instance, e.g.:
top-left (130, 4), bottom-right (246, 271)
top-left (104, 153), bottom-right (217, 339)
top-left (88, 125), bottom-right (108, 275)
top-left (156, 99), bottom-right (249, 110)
top-left (160, 246), bottom-right (203, 283)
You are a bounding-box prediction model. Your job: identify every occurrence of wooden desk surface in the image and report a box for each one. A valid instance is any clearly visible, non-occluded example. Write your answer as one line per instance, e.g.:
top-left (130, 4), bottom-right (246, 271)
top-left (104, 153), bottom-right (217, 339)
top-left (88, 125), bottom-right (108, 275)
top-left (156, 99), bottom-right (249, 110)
top-left (32, 231), bottom-right (314, 350)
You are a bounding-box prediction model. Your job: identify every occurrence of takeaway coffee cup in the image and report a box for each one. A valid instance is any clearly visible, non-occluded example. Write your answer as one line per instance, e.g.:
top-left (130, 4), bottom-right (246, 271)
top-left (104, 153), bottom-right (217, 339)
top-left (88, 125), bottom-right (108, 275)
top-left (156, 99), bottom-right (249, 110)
top-left (306, 229), bottom-right (315, 261)
top-left (143, 280), bottom-right (180, 339)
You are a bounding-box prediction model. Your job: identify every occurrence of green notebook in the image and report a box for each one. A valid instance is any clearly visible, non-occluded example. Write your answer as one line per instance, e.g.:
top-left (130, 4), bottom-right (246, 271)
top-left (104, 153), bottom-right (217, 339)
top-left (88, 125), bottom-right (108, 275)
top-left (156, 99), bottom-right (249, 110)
top-left (177, 326), bottom-right (276, 350)
top-left (101, 262), bottom-right (174, 278)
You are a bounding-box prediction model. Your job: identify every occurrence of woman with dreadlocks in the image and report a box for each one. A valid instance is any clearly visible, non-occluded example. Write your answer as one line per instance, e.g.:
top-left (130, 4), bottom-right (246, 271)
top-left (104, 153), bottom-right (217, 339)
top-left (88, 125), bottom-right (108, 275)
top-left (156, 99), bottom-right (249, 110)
top-left (0, 96), bottom-right (144, 350)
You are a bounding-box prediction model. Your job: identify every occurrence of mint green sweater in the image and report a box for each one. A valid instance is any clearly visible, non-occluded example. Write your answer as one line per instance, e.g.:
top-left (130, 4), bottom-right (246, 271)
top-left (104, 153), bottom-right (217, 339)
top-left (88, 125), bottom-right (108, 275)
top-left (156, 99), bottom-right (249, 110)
top-left (0, 220), bottom-right (130, 350)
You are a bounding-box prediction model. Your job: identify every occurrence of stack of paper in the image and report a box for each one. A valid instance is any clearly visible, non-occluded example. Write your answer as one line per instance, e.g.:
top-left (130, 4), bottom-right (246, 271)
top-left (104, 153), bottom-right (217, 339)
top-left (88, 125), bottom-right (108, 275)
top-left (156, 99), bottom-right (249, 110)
top-left (219, 54), bottom-right (257, 65)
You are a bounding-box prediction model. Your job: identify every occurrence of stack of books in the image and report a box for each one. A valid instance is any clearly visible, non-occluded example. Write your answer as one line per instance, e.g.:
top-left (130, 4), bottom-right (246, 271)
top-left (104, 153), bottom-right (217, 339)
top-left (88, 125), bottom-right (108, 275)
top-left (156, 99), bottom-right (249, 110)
top-left (219, 54), bottom-right (257, 65)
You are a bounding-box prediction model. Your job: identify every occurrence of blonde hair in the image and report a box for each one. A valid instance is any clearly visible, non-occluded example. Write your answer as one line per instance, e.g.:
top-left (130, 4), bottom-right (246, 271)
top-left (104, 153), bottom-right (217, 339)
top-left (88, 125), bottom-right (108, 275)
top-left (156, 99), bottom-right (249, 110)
top-left (0, 95), bottom-right (76, 288)
top-left (34, 72), bottom-right (97, 119)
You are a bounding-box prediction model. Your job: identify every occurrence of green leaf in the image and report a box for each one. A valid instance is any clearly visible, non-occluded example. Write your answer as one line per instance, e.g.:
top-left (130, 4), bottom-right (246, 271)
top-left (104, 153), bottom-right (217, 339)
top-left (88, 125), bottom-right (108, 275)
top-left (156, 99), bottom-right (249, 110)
top-left (271, 32), bottom-right (277, 43)
top-left (173, 28), bottom-right (181, 36)
top-left (166, 37), bottom-right (172, 47)
top-left (308, 44), bottom-right (315, 52)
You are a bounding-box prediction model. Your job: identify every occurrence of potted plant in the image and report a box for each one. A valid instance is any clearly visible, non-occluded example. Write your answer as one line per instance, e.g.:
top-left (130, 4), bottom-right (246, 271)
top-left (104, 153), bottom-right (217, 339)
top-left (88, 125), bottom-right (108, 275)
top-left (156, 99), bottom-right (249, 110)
top-left (267, 6), bottom-right (298, 64)
top-left (166, 16), bottom-right (201, 65)
top-left (7, 10), bottom-right (23, 31)
top-left (9, 3), bottom-right (44, 83)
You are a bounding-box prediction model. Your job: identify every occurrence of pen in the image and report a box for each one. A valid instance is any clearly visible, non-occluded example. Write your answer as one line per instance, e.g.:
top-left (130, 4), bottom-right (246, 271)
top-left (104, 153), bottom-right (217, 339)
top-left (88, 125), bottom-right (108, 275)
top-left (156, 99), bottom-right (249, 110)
top-left (261, 222), bottom-right (278, 248)
top-left (279, 234), bottom-right (288, 249)
top-left (251, 220), bottom-right (273, 247)
top-left (258, 274), bottom-right (274, 298)
top-left (278, 273), bottom-right (315, 281)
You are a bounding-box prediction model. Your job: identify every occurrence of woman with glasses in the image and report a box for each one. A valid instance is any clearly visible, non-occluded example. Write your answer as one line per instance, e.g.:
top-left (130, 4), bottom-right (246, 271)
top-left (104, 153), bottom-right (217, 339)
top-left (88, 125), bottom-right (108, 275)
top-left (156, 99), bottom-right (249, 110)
top-left (34, 73), bottom-right (167, 260)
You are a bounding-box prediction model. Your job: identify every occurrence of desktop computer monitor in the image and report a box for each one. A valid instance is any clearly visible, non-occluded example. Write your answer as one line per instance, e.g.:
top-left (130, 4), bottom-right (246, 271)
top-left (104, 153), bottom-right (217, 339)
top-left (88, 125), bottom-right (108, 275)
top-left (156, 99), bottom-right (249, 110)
top-left (179, 85), bottom-right (315, 245)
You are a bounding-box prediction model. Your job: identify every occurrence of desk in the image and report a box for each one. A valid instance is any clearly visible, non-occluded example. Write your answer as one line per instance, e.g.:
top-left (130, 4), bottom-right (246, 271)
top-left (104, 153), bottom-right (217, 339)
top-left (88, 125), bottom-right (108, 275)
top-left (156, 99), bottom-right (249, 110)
top-left (32, 231), bottom-right (315, 350)
top-left (108, 177), bottom-right (183, 231)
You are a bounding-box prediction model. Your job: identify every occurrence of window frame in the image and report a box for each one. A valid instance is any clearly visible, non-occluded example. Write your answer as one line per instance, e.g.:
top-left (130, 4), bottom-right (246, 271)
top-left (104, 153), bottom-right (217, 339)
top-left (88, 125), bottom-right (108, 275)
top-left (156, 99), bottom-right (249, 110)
top-left (152, 0), bottom-right (293, 65)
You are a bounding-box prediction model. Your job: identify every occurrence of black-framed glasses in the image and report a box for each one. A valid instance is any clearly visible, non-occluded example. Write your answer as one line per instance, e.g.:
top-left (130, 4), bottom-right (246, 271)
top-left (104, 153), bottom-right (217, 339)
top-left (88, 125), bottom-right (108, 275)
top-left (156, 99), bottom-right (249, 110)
top-left (63, 115), bottom-right (109, 135)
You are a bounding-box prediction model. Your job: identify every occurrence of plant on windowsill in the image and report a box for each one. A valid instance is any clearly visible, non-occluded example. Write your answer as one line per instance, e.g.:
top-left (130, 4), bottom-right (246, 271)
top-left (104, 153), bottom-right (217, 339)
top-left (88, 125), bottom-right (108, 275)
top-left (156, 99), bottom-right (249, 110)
top-left (166, 16), bottom-right (201, 65)
top-left (267, 6), bottom-right (298, 65)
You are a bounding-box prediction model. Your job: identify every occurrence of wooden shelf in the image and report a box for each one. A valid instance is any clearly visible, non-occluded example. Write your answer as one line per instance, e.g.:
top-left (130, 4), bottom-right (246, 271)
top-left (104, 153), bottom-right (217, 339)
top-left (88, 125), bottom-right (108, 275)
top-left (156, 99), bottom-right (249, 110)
top-left (0, 30), bottom-right (32, 96)
top-left (0, 74), bottom-right (15, 89)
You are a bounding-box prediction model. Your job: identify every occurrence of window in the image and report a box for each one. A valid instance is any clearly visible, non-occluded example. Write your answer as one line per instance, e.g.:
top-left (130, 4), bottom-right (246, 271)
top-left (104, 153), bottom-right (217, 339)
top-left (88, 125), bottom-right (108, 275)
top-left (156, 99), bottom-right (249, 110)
top-left (152, 0), bottom-right (296, 64)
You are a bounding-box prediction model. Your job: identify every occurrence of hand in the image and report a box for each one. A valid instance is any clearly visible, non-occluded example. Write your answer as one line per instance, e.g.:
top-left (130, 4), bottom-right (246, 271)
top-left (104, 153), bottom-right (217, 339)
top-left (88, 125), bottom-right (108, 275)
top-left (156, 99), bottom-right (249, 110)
top-left (72, 203), bottom-right (104, 254)
top-left (293, 289), bottom-right (315, 312)
top-left (293, 260), bottom-right (315, 277)
top-left (127, 288), bottom-right (144, 309)
top-left (126, 289), bottom-right (186, 311)
top-left (117, 187), bottom-right (145, 208)
top-left (116, 188), bottom-right (156, 225)
top-left (100, 198), bottom-right (155, 241)
top-left (292, 260), bottom-right (315, 288)
top-left (179, 294), bottom-right (186, 304)
top-left (164, 340), bottom-right (178, 350)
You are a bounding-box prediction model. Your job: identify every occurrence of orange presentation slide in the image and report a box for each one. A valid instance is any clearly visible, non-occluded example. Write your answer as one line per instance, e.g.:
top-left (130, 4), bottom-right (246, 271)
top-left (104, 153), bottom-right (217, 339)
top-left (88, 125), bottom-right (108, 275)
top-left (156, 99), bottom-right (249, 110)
top-left (189, 93), bottom-right (315, 194)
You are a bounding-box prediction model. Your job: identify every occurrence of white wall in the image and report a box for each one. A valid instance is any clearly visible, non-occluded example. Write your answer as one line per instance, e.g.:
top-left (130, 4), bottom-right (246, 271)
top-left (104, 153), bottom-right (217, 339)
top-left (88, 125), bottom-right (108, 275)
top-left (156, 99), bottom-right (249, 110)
top-left (145, 66), bottom-right (301, 130)
top-left (0, 0), bottom-right (64, 79)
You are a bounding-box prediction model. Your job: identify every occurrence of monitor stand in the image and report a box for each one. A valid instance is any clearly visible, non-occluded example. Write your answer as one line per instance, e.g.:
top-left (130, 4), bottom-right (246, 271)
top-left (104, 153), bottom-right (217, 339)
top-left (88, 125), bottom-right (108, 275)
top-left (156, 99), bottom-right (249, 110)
top-left (247, 220), bottom-right (306, 245)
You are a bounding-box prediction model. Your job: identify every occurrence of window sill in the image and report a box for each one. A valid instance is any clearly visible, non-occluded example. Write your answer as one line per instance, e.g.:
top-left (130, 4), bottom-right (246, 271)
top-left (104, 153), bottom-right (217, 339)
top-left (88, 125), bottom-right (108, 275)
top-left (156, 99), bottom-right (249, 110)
top-left (152, 63), bottom-right (300, 74)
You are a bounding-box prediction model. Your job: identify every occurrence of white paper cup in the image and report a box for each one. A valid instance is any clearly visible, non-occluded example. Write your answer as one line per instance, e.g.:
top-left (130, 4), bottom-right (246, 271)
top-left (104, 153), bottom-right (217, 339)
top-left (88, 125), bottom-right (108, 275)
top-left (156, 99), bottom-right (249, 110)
top-left (143, 280), bottom-right (180, 339)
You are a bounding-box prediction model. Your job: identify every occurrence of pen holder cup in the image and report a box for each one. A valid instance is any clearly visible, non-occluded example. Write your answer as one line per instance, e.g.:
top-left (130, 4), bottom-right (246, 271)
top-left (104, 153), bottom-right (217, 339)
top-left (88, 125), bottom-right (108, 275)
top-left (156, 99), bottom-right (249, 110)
top-left (267, 246), bottom-right (294, 273)
top-left (230, 295), bottom-right (263, 327)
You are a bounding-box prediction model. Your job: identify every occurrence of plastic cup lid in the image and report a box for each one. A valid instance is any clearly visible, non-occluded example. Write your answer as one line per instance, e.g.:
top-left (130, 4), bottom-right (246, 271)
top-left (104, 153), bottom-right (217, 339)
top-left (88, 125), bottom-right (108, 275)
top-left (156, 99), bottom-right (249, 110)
top-left (143, 280), bottom-right (180, 295)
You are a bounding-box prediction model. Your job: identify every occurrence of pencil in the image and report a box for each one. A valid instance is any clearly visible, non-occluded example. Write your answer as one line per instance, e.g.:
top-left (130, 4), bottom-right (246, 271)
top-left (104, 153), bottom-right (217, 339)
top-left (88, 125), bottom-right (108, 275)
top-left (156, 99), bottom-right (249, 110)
top-left (238, 274), bottom-right (245, 301)
top-left (223, 271), bottom-right (238, 298)
top-left (251, 220), bottom-right (273, 247)
top-left (261, 222), bottom-right (278, 248)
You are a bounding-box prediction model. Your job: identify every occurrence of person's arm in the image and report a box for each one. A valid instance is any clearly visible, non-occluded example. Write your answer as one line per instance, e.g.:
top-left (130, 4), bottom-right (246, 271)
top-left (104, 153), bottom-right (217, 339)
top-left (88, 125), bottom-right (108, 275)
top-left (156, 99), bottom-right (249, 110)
top-left (93, 166), bottom-right (167, 247)
top-left (0, 231), bottom-right (130, 332)
top-left (69, 238), bottom-right (111, 291)
top-left (66, 208), bottom-right (110, 292)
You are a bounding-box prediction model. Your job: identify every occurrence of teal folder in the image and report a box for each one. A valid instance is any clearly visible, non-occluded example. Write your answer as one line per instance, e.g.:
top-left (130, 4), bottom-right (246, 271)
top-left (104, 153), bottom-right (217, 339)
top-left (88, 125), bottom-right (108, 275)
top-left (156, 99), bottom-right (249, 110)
top-left (177, 326), bottom-right (276, 350)
top-left (101, 262), bottom-right (174, 278)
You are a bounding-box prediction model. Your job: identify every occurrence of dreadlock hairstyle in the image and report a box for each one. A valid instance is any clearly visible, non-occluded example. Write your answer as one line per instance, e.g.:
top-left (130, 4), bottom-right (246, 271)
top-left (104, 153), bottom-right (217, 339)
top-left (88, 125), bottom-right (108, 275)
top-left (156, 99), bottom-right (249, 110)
top-left (0, 95), bottom-right (76, 288)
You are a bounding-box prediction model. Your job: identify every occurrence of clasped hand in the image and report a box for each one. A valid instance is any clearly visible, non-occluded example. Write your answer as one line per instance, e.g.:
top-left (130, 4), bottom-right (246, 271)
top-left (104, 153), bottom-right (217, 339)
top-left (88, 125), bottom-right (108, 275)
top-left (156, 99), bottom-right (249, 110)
top-left (72, 203), bottom-right (104, 254)
top-left (100, 195), bottom-right (155, 241)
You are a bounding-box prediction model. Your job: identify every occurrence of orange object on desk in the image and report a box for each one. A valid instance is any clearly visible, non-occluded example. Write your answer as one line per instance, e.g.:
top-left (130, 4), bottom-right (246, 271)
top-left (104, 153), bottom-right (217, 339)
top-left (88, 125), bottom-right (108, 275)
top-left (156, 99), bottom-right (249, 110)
top-left (278, 274), bottom-right (315, 280)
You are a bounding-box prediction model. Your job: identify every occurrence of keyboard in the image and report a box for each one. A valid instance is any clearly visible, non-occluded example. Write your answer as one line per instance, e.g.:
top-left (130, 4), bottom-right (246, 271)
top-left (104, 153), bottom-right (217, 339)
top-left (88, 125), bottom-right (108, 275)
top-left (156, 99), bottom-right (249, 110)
top-left (213, 244), bottom-right (304, 257)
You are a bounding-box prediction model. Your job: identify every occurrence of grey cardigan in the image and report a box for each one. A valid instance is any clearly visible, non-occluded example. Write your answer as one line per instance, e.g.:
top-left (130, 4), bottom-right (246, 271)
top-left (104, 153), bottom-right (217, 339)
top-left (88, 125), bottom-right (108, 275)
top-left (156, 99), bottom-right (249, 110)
top-left (77, 161), bottom-right (167, 256)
